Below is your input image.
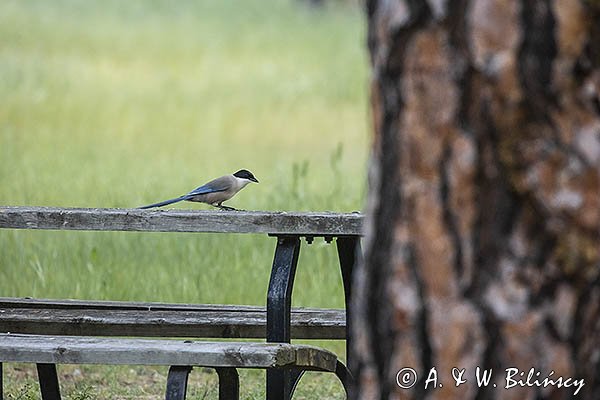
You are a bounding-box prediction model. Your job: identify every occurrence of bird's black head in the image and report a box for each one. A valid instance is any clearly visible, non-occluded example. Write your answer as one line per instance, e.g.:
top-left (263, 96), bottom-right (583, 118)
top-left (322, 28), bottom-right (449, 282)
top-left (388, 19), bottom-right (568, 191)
top-left (233, 169), bottom-right (259, 183)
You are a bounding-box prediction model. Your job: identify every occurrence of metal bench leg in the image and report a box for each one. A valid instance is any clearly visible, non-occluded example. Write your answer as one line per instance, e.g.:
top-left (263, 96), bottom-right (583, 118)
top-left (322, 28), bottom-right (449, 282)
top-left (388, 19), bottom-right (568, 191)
top-left (336, 237), bottom-right (361, 363)
top-left (215, 367), bottom-right (239, 400)
top-left (266, 236), bottom-right (301, 400)
top-left (36, 363), bottom-right (61, 400)
top-left (165, 366), bottom-right (192, 400)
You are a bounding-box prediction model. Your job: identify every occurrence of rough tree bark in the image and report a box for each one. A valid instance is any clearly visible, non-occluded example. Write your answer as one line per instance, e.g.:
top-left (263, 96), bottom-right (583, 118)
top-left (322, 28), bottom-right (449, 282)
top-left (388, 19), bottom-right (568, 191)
top-left (352, 1), bottom-right (600, 399)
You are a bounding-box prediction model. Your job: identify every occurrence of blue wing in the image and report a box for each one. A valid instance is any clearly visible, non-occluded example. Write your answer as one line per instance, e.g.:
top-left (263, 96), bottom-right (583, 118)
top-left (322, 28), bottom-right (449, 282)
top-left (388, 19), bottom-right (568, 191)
top-left (186, 177), bottom-right (231, 197)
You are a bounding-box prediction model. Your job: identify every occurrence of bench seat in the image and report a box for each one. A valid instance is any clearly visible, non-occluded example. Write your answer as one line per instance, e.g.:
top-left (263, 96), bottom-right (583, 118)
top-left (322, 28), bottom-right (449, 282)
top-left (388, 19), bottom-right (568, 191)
top-left (0, 297), bottom-right (346, 339)
top-left (0, 333), bottom-right (350, 400)
top-left (0, 333), bottom-right (337, 370)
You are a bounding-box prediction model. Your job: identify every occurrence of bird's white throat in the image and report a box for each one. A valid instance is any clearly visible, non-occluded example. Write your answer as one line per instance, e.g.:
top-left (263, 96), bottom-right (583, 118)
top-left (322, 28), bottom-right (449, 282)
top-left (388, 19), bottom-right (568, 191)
top-left (234, 176), bottom-right (253, 189)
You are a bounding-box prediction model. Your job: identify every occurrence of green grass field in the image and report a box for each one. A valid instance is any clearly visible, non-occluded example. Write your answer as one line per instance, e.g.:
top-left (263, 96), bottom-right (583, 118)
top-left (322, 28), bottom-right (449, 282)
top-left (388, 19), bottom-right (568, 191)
top-left (0, 0), bottom-right (367, 398)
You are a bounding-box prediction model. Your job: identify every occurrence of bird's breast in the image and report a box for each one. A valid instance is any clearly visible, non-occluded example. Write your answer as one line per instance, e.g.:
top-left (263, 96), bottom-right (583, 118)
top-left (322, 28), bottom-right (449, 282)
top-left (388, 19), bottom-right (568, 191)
top-left (189, 190), bottom-right (234, 205)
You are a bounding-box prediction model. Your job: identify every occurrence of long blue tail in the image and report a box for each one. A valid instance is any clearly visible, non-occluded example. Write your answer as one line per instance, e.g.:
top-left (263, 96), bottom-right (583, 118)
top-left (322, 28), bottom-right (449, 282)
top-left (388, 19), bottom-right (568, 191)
top-left (138, 195), bottom-right (189, 209)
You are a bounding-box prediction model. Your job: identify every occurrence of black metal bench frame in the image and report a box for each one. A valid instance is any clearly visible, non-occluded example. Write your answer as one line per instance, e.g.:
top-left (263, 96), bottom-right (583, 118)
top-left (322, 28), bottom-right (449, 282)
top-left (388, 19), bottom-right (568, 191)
top-left (266, 235), bottom-right (360, 399)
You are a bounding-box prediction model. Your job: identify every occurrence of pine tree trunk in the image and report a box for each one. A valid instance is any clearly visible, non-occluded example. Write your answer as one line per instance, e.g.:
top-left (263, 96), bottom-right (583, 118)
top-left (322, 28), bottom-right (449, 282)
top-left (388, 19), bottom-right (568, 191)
top-left (352, 1), bottom-right (600, 399)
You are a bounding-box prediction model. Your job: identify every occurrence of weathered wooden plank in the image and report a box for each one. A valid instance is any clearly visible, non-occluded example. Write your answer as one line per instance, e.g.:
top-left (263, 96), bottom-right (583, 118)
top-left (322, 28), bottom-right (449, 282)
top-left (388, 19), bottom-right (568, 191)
top-left (0, 297), bottom-right (342, 314)
top-left (0, 298), bottom-right (346, 339)
top-left (0, 207), bottom-right (363, 236)
top-left (0, 334), bottom-right (337, 371)
top-left (0, 297), bottom-right (258, 311)
top-left (0, 307), bottom-right (346, 339)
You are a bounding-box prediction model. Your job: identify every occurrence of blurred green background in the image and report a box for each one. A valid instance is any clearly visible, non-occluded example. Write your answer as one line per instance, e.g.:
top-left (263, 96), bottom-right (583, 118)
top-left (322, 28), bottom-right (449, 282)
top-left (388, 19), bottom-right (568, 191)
top-left (1, 1), bottom-right (367, 397)
top-left (0, 0), bottom-right (367, 309)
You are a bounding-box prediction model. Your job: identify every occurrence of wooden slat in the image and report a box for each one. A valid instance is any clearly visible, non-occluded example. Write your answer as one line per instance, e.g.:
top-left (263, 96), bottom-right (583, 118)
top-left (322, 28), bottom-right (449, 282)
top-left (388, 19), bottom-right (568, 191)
top-left (0, 297), bottom-right (276, 312)
top-left (0, 207), bottom-right (363, 236)
top-left (0, 334), bottom-right (337, 371)
top-left (0, 308), bottom-right (345, 339)
top-left (0, 298), bottom-right (346, 339)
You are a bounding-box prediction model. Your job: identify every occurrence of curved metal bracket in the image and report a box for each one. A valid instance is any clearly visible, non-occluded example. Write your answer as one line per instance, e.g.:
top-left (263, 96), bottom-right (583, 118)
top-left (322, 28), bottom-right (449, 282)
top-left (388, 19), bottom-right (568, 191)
top-left (165, 366), bottom-right (192, 400)
top-left (288, 363), bottom-right (353, 399)
top-left (287, 369), bottom-right (306, 398)
top-left (334, 360), bottom-right (353, 397)
top-left (266, 236), bottom-right (301, 400)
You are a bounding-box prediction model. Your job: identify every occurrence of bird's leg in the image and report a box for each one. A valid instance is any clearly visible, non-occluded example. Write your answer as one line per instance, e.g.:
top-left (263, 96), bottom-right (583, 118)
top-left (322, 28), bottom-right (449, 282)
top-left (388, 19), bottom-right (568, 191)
top-left (214, 203), bottom-right (238, 211)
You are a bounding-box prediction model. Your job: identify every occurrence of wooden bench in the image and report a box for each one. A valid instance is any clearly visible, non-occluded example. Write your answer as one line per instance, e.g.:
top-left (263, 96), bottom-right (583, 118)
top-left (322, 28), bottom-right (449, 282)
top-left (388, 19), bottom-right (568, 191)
top-left (0, 297), bottom-right (345, 339)
top-left (0, 207), bottom-right (363, 399)
top-left (0, 333), bottom-right (350, 400)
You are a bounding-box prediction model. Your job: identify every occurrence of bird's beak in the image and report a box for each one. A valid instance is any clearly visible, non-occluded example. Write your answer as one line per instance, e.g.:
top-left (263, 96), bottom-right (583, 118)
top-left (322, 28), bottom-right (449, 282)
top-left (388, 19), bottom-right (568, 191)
top-left (251, 177), bottom-right (259, 183)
